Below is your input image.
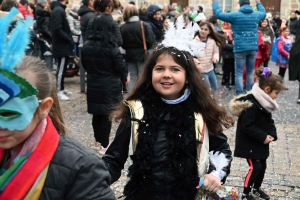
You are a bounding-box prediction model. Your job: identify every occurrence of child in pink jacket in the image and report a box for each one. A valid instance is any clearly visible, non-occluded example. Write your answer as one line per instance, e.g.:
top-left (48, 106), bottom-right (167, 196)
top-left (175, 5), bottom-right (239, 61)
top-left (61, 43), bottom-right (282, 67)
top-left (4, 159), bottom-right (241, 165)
top-left (193, 22), bottom-right (223, 91)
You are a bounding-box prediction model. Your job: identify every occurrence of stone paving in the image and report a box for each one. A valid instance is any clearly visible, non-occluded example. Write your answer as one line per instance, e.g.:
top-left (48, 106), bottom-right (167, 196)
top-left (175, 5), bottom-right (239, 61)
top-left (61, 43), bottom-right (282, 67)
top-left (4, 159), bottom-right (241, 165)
top-left (59, 61), bottom-right (300, 199)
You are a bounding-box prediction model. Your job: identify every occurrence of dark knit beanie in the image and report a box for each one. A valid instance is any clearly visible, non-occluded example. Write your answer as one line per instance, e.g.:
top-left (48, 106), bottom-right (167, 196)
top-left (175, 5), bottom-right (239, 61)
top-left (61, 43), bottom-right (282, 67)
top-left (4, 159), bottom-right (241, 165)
top-left (239, 0), bottom-right (250, 4)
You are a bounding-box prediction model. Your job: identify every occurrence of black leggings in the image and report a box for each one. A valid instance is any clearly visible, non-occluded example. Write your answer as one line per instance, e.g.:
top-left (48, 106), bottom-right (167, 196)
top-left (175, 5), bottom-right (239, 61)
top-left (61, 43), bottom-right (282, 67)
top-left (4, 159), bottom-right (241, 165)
top-left (92, 115), bottom-right (112, 148)
top-left (278, 68), bottom-right (287, 79)
top-left (243, 159), bottom-right (267, 194)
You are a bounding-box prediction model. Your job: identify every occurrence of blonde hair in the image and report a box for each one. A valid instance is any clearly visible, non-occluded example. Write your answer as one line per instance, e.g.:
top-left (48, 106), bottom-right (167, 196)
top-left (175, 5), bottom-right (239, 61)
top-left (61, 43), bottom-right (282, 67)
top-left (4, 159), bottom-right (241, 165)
top-left (123, 4), bottom-right (138, 22)
top-left (16, 56), bottom-right (66, 135)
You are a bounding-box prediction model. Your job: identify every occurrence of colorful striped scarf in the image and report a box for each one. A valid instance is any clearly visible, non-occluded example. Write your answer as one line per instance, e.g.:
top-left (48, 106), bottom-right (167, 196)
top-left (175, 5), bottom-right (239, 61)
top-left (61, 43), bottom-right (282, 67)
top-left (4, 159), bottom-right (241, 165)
top-left (0, 117), bottom-right (59, 199)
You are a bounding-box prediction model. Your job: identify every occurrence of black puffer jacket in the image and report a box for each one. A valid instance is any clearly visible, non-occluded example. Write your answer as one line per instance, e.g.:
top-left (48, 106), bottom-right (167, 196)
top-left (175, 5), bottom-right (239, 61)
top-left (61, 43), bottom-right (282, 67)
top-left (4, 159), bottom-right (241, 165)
top-left (120, 19), bottom-right (155, 62)
top-left (40, 135), bottom-right (116, 200)
top-left (82, 15), bottom-right (125, 115)
top-left (78, 5), bottom-right (95, 42)
top-left (35, 4), bottom-right (51, 43)
top-left (229, 94), bottom-right (277, 160)
top-left (50, 1), bottom-right (73, 58)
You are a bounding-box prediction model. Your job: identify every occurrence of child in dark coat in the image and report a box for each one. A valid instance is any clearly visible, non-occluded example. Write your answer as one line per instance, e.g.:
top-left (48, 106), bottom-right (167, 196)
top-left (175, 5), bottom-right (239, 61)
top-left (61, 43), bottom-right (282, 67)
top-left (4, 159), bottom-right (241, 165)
top-left (229, 68), bottom-right (286, 200)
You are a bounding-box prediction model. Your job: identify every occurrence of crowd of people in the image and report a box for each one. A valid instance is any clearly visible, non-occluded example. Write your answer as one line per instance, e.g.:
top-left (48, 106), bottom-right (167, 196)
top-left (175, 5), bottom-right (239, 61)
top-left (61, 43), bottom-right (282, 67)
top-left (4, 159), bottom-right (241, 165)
top-left (0, 0), bottom-right (300, 199)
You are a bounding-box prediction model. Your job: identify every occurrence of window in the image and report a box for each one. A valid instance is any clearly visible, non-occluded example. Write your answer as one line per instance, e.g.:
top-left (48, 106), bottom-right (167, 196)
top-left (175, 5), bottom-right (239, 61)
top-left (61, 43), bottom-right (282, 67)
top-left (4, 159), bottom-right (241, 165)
top-left (218, 0), bottom-right (233, 12)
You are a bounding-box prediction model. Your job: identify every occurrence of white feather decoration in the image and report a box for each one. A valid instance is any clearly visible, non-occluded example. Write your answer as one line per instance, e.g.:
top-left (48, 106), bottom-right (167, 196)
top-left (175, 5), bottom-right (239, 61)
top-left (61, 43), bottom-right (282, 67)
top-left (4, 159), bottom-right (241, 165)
top-left (209, 151), bottom-right (230, 180)
top-left (161, 15), bottom-right (205, 57)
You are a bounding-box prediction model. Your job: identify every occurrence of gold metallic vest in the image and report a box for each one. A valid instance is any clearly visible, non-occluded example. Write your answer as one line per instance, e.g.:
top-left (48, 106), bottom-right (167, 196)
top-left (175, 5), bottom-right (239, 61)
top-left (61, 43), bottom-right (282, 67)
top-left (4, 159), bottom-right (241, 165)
top-left (124, 100), bottom-right (210, 177)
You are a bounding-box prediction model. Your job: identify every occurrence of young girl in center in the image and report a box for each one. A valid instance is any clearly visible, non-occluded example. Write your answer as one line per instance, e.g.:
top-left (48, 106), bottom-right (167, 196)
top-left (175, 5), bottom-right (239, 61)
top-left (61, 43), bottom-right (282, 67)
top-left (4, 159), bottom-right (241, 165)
top-left (103, 44), bottom-right (234, 199)
top-left (193, 22), bottom-right (223, 91)
top-left (229, 68), bottom-right (286, 200)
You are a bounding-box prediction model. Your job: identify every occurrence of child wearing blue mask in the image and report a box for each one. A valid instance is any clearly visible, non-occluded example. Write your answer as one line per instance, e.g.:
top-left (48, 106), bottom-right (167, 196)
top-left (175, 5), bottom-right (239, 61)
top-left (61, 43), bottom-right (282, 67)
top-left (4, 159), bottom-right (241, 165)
top-left (0, 9), bottom-right (114, 199)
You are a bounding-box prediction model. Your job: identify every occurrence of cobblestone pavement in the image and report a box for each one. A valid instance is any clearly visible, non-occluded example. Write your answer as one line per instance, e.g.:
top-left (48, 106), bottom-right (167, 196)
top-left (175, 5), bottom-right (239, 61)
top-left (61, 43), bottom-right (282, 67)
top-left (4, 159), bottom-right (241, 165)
top-left (59, 62), bottom-right (300, 199)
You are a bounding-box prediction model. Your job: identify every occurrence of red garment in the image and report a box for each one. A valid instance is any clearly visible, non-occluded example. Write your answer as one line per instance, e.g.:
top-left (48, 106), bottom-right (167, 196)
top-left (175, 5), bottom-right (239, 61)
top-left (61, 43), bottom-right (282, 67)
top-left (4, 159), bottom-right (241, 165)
top-left (18, 3), bottom-right (28, 19)
top-left (277, 39), bottom-right (290, 57)
top-left (0, 117), bottom-right (59, 199)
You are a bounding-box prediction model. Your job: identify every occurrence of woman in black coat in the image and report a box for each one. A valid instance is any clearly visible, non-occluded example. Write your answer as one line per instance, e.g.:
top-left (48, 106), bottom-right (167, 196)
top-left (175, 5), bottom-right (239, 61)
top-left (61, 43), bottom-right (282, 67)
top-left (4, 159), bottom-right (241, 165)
top-left (82, 0), bottom-right (126, 153)
top-left (35, 3), bottom-right (52, 60)
top-left (289, 37), bottom-right (300, 104)
top-left (120, 4), bottom-right (155, 92)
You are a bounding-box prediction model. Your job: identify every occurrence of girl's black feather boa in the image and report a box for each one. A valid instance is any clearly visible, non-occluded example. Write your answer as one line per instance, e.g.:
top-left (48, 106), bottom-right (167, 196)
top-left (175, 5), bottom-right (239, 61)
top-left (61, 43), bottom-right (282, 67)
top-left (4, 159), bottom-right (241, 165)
top-left (124, 89), bottom-right (200, 200)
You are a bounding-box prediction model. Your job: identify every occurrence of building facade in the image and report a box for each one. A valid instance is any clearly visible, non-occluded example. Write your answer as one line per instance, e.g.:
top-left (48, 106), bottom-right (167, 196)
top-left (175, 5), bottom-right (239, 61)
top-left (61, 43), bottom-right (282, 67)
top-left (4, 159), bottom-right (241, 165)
top-left (32, 0), bottom-right (296, 20)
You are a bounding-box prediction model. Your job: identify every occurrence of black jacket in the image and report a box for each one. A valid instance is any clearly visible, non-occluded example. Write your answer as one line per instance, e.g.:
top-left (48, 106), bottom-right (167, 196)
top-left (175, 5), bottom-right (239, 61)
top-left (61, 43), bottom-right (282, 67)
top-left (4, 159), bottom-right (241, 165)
top-left (289, 37), bottom-right (300, 81)
top-left (85, 15), bottom-right (122, 46)
top-left (222, 37), bottom-right (234, 59)
top-left (120, 20), bottom-right (155, 62)
top-left (82, 15), bottom-right (125, 115)
top-left (50, 1), bottom-right (73, 58)
top-left (229, 94), bottom-right (277, 160)
top-left (286, 17), bottom-right (299, 36)
top-left (40, 135), bottom-right (116, 200)
top-left (78, 5), bottom-right (95, 42)
top-left (35, 4), bottom-right (52, 43)
top-left (103, 97), bottom-right (232, 199)
top-left (146, 17), bottom-right (164, 43)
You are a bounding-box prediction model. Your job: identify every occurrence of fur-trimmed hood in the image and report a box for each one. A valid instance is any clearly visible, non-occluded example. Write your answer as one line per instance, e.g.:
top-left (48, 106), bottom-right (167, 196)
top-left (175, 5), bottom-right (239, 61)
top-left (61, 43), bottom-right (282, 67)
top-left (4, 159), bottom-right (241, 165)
top-left (229, 93), bottom-right (253, 117)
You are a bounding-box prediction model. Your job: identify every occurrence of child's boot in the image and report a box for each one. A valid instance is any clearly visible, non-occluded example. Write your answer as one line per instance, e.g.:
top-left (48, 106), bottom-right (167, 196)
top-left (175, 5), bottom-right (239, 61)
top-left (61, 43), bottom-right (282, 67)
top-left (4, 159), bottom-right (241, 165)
top-left (252, 188), bottom-right (270, 200)
top-left (241, 193), bottom-right (255, 200)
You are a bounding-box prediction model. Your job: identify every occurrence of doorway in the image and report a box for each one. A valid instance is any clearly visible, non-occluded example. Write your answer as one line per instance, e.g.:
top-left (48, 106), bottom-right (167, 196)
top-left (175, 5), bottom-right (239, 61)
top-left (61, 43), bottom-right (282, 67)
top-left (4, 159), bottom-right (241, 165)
top-left (170, 0), bottom-right (189, 9)
top-left (261, 0), bottom-right (281, 14)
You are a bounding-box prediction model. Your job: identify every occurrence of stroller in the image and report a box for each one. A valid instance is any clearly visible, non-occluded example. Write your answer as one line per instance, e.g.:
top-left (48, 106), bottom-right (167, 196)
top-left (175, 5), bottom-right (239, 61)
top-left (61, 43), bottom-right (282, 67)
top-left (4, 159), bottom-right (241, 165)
top-left (38, 38), bottom-right (80, 77)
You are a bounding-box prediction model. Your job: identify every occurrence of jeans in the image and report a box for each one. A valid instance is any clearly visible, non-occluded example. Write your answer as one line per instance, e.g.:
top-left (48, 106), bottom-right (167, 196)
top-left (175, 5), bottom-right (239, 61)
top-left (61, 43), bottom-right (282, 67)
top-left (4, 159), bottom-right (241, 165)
top-left (127, 62), bottom-right (144, 92)
top-left (203, 70), bottom-right (218, 90)
top-left (234, 51), bottom-right (257, 95)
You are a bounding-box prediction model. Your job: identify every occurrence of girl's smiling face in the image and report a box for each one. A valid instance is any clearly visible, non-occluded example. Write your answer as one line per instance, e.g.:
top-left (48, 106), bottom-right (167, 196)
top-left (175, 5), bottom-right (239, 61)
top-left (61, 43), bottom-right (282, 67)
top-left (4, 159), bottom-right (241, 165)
top-left (261, 19), bottom-right (268, 28)
top-left (283, 28), bottom-right (290, 37)
top-left (199, 24), bottom-right (210, 39)
top-left (152, 54), bottom-right (187, 100)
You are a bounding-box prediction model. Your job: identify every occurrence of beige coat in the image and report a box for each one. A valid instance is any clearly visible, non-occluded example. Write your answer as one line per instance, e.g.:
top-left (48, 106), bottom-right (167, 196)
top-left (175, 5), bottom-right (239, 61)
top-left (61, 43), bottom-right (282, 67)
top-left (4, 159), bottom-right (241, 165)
top-left (193, 36), bottom-right (219, 73)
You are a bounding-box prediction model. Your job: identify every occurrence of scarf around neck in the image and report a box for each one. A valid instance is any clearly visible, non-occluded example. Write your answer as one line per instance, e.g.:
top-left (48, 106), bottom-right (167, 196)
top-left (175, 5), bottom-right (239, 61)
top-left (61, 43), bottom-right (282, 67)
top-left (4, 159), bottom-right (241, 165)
top-left (0, 117), bottom-right (59, 199)
top-left (161, 88), bottom-right (191, 104)
top-left (128, 16), bottom-right (139, 22)
top-left (252, 83), bottom-right (279, 113)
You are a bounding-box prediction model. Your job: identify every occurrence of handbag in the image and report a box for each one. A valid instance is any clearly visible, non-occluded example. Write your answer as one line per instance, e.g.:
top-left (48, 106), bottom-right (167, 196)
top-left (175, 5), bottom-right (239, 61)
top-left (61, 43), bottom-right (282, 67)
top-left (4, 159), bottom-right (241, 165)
top-left (140, 21), bottom-right (148, 59)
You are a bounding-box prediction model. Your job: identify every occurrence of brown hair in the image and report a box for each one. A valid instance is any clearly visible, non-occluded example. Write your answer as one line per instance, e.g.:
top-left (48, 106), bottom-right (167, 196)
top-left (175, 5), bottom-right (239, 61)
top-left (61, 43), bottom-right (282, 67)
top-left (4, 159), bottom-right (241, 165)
top-left (196, 22), bottom-right (225, 48)
top-left (123, 4), bottom-right (138, 22)
top-left (280, 27), bottom-right (289, 36)
top-left (94, 0), bottom-right (113, 13)
top-left (113, 0), bottom-right (121, 9)
top-left (111, 46), bottom-right (234, 135)
top-left (16, 56), bottom-right (66, 135)
top-left (255, 68), bottom-right (286, 92)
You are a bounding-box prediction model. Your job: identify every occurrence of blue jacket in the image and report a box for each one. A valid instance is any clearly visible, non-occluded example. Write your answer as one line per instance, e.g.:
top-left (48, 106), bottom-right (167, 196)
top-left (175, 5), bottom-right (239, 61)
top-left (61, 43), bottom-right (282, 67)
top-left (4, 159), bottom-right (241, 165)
top-left (212, 2), bottom-right (266, 53)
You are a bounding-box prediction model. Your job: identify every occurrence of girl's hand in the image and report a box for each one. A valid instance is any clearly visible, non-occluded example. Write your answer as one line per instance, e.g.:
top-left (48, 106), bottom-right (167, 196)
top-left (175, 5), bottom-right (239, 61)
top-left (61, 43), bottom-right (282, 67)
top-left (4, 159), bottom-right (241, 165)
top-left (212, 58), bottom-right (217, 64)
top-left (203, 174), bottom-right (221, 193)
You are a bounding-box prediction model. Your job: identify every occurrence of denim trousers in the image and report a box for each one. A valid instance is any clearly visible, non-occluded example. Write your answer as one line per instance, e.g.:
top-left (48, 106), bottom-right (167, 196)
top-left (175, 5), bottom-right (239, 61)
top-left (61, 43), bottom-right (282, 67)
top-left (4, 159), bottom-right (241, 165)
top-left (234, 51), bottom-right (257, 95)
top-left (203, 70), bottom-right (218, 90)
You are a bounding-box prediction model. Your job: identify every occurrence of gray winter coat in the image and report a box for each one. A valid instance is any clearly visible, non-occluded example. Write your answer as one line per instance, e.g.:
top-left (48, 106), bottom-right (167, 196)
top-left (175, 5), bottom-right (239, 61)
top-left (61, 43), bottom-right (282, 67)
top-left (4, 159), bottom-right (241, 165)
top-left (67, 10), bottom-right (81, 43)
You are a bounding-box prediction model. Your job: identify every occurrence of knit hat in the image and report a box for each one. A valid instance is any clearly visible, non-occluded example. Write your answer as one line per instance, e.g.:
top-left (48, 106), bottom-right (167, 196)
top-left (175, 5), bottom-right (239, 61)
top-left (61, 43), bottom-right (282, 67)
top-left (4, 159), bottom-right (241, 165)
top-left (38, 0), bottom-right (47, 4)
top-left (194, 12), bottom-right (206, 23)
top-left (274, 12), bottom-right (280, 15)
top-left (147, 4), bottom-right (161, 17)
top-left (238, 0), bottom-right (250, 4)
